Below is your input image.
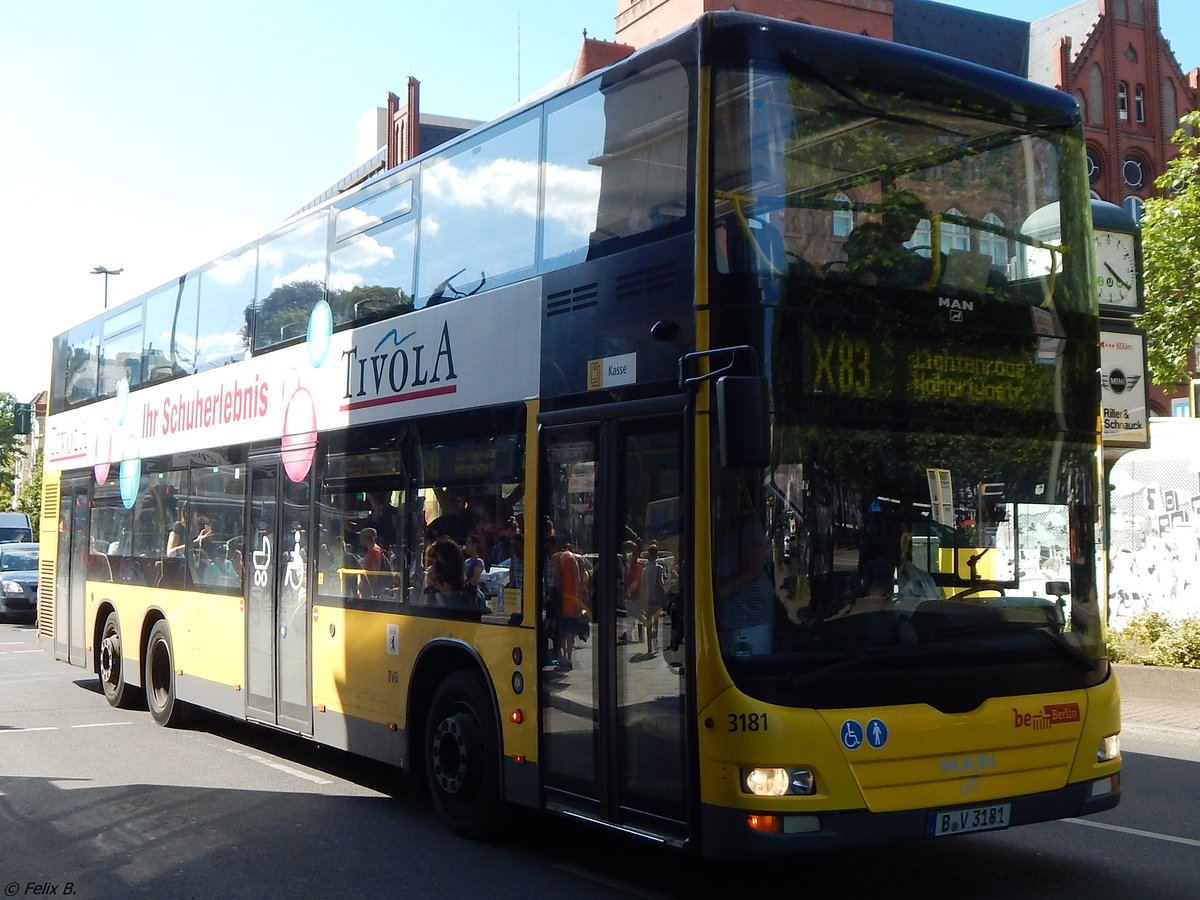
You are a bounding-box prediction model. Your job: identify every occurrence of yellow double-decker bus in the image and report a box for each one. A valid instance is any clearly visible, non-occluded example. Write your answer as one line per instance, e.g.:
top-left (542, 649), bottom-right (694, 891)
top-left (40, 11), bottom-right (1120, 855)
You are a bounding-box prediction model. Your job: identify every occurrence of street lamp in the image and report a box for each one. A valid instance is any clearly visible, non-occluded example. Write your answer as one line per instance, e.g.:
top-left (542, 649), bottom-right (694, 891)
top-left (91, 266), bottom-right (123, 308)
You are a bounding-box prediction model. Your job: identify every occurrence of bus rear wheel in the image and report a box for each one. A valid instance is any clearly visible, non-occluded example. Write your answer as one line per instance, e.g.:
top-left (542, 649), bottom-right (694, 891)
top-left (99, 611), bottom-right (142, 709)
top-left (425, 671), bottom-right (500, 838)
top-left (145, 619), bottom-right (186, 727)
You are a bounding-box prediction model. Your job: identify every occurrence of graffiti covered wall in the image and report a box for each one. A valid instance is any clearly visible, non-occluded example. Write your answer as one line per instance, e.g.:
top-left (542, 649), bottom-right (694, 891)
top-left (1109, 417), bottom-right (1200, 629)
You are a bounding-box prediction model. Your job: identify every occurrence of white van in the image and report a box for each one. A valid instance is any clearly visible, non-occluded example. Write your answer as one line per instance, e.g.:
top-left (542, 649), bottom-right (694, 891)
top-left (0, 512), bottom-right (33, 542)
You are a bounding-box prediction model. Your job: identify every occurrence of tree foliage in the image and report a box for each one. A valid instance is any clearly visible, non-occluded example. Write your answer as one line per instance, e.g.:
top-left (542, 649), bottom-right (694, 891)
top-left (1139, 110), bottom-right (1200, 384)
top-left (18, 449), bottom-right (41, 520)
top-left (0, 393), bottom-right (25, 509)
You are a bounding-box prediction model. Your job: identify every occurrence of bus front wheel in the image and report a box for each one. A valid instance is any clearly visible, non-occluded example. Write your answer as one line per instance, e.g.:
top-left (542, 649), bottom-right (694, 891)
top-left (145, 619), bottom-right (186, 727)
top-left (425, 671), bottom-right (501, 838)
top-left (99, 611), bottom-right (142, 709)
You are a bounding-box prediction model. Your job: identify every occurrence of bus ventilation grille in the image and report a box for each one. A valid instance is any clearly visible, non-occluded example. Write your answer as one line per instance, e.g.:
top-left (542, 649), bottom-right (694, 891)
top-left (546, 282), bottom-right (599, 317)
top-left (615, 262), bottom-right (675, 301)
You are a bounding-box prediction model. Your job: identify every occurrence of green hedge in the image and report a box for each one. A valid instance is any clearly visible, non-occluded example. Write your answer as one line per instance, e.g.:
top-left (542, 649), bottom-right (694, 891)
top-left (1109, 611), bottom-right (1200, 668)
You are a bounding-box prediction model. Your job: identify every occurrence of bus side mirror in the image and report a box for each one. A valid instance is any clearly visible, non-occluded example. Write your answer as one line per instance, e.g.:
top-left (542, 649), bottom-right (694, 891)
top-left (716, 376), bottom-right (769, 469)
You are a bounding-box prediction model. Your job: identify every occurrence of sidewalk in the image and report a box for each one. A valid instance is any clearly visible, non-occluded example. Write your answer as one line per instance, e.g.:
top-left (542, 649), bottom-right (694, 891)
top-left (1115, 662), bottom-right (1200, 740)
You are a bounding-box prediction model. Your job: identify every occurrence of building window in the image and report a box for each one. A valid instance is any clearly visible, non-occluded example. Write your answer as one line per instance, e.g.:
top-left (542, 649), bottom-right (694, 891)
top-left (1075, 90), bottom-right (1088, 123)
top-left (1163, 78), bottom-right (1179, 143)
top-left (1123, 196), bottom-right (1145, 224)
top-left (940, 208), bottom-right (970, 253)
top-left (1118, 83), bottom-right (1129, 121)
top-left (1123, 156), bottom-right (1145, 189)
top-left (1135, 86), bottom-right (1145, 123)
top-left (1090, 66), bottom-right (1105, 125)
top-left (979, 213), bottom-right (1009, 269)
top-left (831, 192), bottom-right (853, 238)
top-left (1086, 149), bottom-right (1103, 184)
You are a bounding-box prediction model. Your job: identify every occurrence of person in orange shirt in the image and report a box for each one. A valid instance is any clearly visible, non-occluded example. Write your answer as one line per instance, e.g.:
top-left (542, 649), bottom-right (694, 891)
top-left (554, 538), bottom-right (588, 671)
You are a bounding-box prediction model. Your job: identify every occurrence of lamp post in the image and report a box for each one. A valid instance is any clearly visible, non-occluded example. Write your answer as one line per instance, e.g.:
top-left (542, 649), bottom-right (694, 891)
top-left (91, 266), bottom-right (124, 308)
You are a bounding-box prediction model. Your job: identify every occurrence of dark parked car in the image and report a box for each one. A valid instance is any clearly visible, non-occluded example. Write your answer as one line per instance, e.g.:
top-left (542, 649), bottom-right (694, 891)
top-left (0, 542), bottom-right (38, 624)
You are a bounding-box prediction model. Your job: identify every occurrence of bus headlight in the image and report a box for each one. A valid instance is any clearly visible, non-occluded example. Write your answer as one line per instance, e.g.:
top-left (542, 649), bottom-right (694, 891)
top-left (1097, 733), bottom-right (1120, 762)
top-left (742, 767), bottom-right (816, 796)
top-left (2, 580), bottom-right (23, 595)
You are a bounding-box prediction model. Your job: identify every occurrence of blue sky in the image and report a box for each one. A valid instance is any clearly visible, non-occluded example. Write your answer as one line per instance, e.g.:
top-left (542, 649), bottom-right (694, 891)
top-left (0, 0), bottom-right (1195, 402)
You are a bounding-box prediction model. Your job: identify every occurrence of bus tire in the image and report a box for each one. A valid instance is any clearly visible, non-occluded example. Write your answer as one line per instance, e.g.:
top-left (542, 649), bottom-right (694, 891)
top-left (425, 670), bottom-right (501, 838)
top-left (145, 619), bottom-right (187, 727)
top-left (99, 611), bottom-right (142, 709)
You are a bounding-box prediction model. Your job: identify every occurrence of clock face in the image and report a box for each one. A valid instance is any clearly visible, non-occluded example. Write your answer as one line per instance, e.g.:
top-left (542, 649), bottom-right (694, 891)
top-left (1094, 230), bottom-right (1138, 309)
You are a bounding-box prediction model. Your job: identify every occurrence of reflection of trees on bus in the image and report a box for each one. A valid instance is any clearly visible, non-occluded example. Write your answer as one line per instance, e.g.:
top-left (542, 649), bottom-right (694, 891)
top-left (247, 280), bottom-right (326, 349)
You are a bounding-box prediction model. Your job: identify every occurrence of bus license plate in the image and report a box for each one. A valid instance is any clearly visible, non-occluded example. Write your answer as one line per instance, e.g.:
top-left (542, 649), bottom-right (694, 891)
top-left (928, 803), bottom-right (1011, 837)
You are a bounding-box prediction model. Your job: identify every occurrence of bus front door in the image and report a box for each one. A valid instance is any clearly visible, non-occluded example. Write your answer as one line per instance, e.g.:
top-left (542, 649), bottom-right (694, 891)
top-left (539, 409), bottom-right (689, 841)
top-left (245, 454), bottom-right (313, 734)
top-left (53, 474), bottom-right (90, 667)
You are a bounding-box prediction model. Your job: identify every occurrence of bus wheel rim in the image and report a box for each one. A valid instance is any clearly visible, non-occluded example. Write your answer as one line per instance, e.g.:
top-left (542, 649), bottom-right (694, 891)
top-left (100, 631), bottom-right (120, 686)
top-left (432, 711), bottom-right (473, 795)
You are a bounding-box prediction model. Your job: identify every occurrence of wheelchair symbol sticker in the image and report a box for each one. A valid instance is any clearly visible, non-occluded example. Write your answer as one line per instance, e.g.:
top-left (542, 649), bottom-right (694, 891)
top-left (841, 720), bottom-right (864, 750)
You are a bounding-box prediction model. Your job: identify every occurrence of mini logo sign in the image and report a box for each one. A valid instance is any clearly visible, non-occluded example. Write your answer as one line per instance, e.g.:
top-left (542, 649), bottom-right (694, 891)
top-left (1012, 702), bottom-right (1081, 730)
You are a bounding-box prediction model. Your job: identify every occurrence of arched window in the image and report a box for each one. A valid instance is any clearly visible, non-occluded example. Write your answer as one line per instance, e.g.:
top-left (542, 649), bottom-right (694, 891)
top-left (908, 218), bottom-right (932, 258)
top-left (940, 208), bottom-right (970, 254)
top-left (1162, 78), bottom-right (1178, 143)
top-left (1118, 82), bottom-right (1129, 121)
top-left (1074, 90), bottom-right (1088, 123)
top-left (1135, 85), bottom-right (1145, 124)
top-left (1090, 66), bottom-right (1105, 125)
top-left (979, 213), bottom-right (1009, 269)
top-left (831, 191), bottom-right (854, 238)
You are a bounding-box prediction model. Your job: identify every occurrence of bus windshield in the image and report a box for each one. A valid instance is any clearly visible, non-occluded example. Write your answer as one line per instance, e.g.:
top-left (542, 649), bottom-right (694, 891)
top-left (712, 62), bottom-right (1089, 309)
top-left (709, 58), bottom-right (1104, 708)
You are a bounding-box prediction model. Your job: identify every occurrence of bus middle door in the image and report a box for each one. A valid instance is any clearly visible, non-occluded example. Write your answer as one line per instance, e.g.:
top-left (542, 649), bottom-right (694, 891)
top-left (245, 453), bottom-right (313, 734)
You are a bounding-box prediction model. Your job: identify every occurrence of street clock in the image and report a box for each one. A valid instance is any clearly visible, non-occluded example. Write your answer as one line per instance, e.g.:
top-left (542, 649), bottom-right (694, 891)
top-left (1091, 199), bottom-right (1143, 314)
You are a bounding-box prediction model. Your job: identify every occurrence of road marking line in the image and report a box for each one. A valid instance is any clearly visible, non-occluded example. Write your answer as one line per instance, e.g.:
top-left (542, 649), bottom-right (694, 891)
top-left (72, 722), bottom-right (133, 729)
top-left (0, 726), bottom-right (57, 734)
top-left (225, 747), bottom-right (332, 784)
top-left (1066, 817), bottom-right (1200, 848)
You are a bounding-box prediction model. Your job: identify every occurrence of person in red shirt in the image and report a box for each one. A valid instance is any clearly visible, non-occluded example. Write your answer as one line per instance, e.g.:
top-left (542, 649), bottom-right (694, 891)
top-left (357, 527), bottom-right (384, 598)
top-left (554, 538), bottom-right (588, 670)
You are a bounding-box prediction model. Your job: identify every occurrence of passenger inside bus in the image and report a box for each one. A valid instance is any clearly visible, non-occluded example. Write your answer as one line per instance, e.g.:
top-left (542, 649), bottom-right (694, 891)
top-left (356, 527), bottom-right (384, 599)
top-left (423, 537), bottom-right (484, 610)
top-left (842, 189), bottom-right (932, 287)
